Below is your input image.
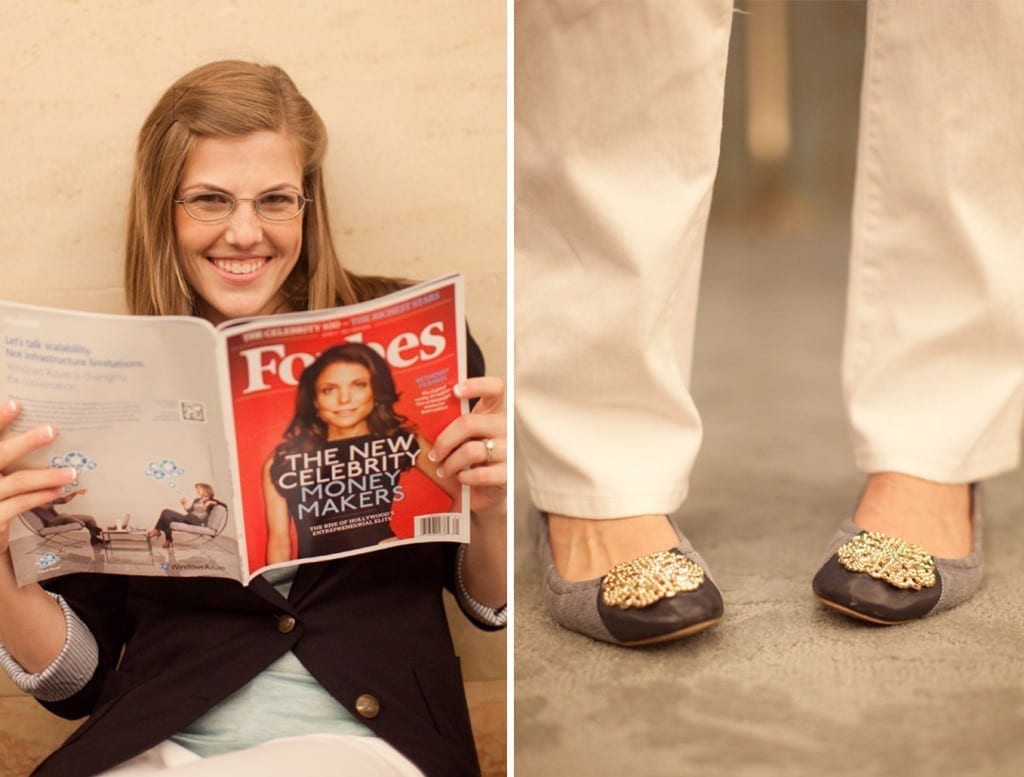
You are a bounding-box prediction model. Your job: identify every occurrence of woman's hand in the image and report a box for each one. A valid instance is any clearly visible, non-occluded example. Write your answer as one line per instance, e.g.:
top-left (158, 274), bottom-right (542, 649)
top-left (429, 377), bottom-right (507, 518)
top-left (0, 401), bottom-right (77, 555)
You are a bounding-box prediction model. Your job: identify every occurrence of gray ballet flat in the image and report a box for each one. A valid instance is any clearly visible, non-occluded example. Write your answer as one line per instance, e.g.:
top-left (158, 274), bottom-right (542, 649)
top-left (812, 486), bottom-right (983, 624)
top-left (534, 510), bottom-right (723, 646)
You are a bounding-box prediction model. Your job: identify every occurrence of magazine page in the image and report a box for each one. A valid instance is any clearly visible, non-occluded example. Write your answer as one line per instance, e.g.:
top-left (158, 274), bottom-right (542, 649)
top-left (221, 275), bottom-right (469, 581)
top-left (0, 302), bottom-right (245, 586)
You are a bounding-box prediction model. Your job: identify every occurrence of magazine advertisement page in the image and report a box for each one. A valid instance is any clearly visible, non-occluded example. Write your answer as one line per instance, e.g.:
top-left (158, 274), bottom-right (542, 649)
top-left (0, 304), bottom-right (243, 586)
top-left (224, 275), bottom-right (470, 579)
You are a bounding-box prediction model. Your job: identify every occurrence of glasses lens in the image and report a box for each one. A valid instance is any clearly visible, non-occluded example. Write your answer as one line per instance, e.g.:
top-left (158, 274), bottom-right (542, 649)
top-left (257, 192), bottom-right (305, 220)
top-left (183, 193), bottom-right (233, 221)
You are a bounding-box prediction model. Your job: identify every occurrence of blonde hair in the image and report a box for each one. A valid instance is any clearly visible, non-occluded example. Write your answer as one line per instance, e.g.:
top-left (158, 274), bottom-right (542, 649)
top-left (125, 60), bottom-right (403, 316)
top-left (194, 482), bottom-right (215, 499)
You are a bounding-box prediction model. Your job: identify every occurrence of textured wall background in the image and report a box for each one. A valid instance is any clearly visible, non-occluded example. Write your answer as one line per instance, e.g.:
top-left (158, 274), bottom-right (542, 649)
top-left (1, 0), bottom-right (505, 375)
top-left (0, 1), bottom-right (506, 774)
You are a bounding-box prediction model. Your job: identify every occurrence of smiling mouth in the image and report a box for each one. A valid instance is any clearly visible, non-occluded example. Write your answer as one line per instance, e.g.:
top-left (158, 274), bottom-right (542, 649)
top-left (211, 258), bottom-right (267, 276)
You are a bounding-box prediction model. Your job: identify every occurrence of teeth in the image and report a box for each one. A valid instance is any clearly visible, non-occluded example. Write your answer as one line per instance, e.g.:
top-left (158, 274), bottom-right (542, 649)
top-left (213, 258), bottom-right (265, 275)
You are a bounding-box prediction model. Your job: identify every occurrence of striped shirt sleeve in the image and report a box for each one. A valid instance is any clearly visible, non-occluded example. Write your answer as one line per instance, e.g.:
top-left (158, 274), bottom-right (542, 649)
top-left (0, 591), bottom-right (99, 702)
top-left (454, 543), bottom-right (507, 628)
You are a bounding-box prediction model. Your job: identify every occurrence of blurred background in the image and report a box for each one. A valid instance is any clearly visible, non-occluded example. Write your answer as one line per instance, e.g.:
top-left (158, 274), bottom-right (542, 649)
top-left (714, 0), bottom-right (865, 228)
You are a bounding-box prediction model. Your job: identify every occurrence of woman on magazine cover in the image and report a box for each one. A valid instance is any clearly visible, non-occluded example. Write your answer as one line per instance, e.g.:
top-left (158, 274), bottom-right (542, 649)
top-left (263, 342), bottom-right (460, 562)
top-left (0, 60), bottom-right (506, 777)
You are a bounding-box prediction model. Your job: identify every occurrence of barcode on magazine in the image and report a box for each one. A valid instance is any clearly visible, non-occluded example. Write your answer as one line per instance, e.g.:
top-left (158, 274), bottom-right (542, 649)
top-left (415, 514), bottom-right (461, 537)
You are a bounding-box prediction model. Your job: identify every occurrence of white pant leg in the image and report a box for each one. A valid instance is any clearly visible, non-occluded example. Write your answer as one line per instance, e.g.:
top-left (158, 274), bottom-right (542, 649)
top-left (844, 0), bottom-right (1024, 482)
top-left (515, 0), bottom-right (734, 518)
top-left (100, 736), bottom-right (424, 777)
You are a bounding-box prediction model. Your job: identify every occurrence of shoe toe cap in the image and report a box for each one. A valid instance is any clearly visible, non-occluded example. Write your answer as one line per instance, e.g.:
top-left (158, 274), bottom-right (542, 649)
top-left (812, 555), bottom-right (942, 623)
top-left (597, 577), bottom-right (724, 645)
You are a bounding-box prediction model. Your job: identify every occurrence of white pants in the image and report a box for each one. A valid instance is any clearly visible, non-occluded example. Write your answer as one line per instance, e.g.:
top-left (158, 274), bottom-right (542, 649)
top-left (515, 0), bottom-right (1024, 518)
top-left (100, 736), bottom-right (425, 776)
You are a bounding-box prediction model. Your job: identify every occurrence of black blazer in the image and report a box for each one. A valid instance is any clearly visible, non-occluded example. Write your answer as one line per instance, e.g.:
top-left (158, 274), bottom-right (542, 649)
top-left (33, 335), bottom-right (496, 777)
top-left (36, 543), bottom-right (490, 776)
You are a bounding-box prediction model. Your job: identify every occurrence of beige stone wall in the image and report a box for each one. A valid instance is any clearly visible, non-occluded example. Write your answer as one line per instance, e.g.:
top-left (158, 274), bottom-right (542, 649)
top-left (1, 2), bottom-right (506, 774)
top-left (1, 1), bottom-right (506, 370)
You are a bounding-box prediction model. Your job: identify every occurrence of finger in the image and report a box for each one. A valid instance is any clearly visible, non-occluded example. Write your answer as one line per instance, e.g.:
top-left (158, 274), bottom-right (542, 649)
top-left (453, 376), bottom-right (504, 399)
top-left (0, 467), bottom-right (77, 502)
top-left (435, 437), bottom-right (507, 479)
top-left (0, 486), bottom-right (70, 528)
top-left (0, 399), bottom-right (19, 430)
top-left (429, 411), bottom-right (505, 462)
top-left (456, 464), bottom-right (507, 488)
top-left (453, 377), bottom-right (505, 412)
top-left (0, 423), bottom-right (59, 470)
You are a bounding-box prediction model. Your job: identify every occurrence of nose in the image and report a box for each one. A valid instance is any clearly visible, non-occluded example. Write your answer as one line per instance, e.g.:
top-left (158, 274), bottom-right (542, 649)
top-left (339, 386), bottom-right (351, 403)
top-left (224, 200), bottom-right (263, 247)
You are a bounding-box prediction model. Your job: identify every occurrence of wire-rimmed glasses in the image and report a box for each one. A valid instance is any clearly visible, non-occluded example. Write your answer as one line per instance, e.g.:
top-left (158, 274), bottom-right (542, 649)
top-left (174, 191), bottom-right (312, 222)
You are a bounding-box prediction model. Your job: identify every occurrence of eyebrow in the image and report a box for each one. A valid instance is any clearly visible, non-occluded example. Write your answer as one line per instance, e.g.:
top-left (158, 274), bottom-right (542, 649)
top-left (178, 183), bottom-right (302, 195)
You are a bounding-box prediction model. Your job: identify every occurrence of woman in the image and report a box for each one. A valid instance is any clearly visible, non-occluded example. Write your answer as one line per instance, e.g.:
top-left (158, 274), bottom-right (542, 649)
top-left (264, 343), bottom-right (459, 562)
top-left (0, 61), bottom-right (505, 777)
top-left (147, 483), bottom-right (219, 547)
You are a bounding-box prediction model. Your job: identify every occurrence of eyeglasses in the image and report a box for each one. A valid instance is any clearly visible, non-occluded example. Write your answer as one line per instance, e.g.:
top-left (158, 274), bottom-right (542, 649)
top-left (174, 191), bottom-right (312, 222)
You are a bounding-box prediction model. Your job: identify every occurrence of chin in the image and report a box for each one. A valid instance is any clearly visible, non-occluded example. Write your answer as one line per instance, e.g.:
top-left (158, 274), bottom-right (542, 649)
top-left (200, 294), bottom-right (286, 324)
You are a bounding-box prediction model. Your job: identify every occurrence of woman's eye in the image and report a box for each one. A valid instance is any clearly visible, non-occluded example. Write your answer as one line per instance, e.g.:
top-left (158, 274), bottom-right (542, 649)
top-left (188, 193), bottom-right (231, 210)
top-left (259, 192), bottom-right (298, 212)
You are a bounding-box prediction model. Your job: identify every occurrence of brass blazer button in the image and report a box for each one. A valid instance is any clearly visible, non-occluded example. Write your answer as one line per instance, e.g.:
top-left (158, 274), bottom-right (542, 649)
top-left (355, 693), bottom-right (381, 719)
top-left (276, 614), bottom-right (296, 634)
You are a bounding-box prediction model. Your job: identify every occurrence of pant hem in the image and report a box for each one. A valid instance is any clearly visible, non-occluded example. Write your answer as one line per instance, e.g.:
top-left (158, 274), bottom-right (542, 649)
top-left (528, 486), bottom-right (689, 519)
top-left (853, 445), bottom-right (1021, 484)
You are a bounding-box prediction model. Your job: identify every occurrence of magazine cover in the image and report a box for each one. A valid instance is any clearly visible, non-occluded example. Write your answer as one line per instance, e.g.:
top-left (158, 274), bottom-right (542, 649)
top-left (1, 275), bottom-right (469, 586)
top-left (225, 276), bottom-right (469, 577)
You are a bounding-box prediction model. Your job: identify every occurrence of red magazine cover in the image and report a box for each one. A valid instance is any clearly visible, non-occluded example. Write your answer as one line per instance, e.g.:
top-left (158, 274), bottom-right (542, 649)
top-left (225, 277), bottom-right (468, 576)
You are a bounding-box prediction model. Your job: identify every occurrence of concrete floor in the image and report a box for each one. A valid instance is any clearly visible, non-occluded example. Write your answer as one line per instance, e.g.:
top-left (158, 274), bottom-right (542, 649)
top-left (513, 218), bottom-right (1024, 777)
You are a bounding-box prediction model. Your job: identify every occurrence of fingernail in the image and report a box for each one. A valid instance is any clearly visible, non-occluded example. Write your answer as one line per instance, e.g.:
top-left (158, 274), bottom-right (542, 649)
top-left (4, 399), bottom-right (17, 414)
top-left (427, 450), bottom-right (437, 462)
top-left (452, 384), bottom-right (466, 398)
top-left (436, 466), bottom-right (445, 478)
top-left (41, 424), bottom-right (57, 441)
top-left (64, 468), bottom-right (78, 480)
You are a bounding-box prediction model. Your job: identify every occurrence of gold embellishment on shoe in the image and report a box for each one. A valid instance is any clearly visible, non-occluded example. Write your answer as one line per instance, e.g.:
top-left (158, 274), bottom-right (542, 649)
top-left (836, 532), bottom-right (936, 590)
top-left (601, 552), bottom-right (705, 609)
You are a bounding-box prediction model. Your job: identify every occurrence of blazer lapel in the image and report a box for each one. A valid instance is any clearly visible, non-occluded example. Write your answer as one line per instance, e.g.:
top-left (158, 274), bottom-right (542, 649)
top-left (288, 560), bottom-right (330, 604)
top-left (247, 573), bottom-right (291, 610)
